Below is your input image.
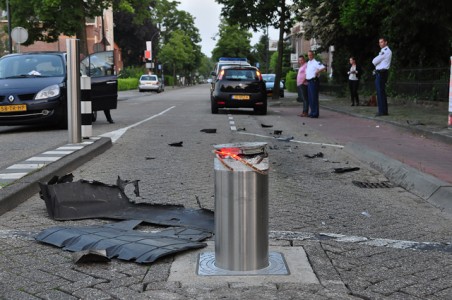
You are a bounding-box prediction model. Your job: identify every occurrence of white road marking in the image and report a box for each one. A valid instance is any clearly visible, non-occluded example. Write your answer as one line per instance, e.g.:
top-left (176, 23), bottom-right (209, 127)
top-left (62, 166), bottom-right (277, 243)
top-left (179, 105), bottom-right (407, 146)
top-left (100, 106), bottom-right (175, 143)
top-left (237, 131), bottom-right (344, 148)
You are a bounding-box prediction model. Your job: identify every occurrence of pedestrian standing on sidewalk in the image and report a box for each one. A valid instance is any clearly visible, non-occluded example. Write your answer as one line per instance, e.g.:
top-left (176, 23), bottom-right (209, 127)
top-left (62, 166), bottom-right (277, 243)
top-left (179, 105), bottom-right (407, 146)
top-left (347, 57), bottom-right (361, 106)
top-left (372, 37), bottom-right (392, 116)
top-left (297, 55), bottom-right (309, 117)
top-left (306, 50), bottom-right (326, 118)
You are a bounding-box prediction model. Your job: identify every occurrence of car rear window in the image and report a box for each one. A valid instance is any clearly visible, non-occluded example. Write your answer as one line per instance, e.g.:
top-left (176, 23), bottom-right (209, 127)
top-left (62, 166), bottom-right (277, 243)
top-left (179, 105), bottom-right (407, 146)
top-left (223, 69), bottom-right (257, 80)
top-left (141, 75), bottom-right (158, 81)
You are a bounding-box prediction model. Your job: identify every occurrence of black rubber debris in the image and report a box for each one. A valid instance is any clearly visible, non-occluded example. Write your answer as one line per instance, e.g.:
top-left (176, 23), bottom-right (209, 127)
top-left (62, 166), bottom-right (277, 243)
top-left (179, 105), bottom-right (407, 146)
top-left (261, 123), bottom-right (273, 128)
top-left (273, 130), bottom-right (283, 135)
top-left (169, 141), bottom-right (183, 147)
top-left (39, 175), bottom-right (214, 232)
top-left (36, 220), bottom-right (210, 264)
top-left (73, 249), bottom-right (110, 264)
top-left (304, 152), bottom-right (324, 159)
top-left (200, 129), bottom-right (217, 133)
top-left (333, 167), bottom-right (360, 173)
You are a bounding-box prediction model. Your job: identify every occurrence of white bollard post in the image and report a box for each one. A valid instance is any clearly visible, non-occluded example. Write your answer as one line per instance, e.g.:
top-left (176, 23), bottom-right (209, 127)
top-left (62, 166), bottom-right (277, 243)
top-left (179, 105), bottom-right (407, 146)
top-left (80, 75), bottom-right (92, 138)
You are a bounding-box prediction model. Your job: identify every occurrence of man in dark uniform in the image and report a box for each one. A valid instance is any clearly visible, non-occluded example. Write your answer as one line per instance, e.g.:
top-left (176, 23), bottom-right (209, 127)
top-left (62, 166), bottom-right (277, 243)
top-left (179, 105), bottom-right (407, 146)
top-left (372, 37), bottom-right (392, 116)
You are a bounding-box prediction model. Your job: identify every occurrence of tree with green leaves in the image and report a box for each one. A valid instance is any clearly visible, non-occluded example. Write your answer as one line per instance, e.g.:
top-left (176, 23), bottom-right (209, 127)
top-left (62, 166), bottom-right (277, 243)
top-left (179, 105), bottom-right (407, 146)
top-left (252, 33), bottom-right (270, 74)
top-left (0, 0), bottom-right (133, 56)
top-left (115, 0), bottom-right (202, 76)
top-left (216, 0), bottom-right (293, 99)
top-left (158, 29), bottom-right (195, 87)
top-left (211, 22), bottom-right (252, 61)
top-left (295, 0), bottom-right (452, 85)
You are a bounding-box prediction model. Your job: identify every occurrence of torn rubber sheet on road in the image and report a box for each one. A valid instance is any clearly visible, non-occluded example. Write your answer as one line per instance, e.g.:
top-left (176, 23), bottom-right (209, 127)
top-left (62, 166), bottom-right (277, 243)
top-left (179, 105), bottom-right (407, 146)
top-left (35, 220), bottom-right (211, 264)
top-left (39, 174), bottom-right (214, 232)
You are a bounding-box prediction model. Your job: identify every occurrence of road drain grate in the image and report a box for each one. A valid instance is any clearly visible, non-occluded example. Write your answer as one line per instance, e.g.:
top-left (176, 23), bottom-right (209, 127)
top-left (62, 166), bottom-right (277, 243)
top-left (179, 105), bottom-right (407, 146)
top-left (352, 181), bottom-right (394, 188)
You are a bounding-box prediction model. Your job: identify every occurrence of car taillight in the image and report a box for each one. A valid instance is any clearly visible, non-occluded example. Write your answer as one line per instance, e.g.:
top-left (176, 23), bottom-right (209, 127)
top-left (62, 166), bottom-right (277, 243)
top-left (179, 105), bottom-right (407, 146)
top-left (218, 69), bottom-right (225, 80)
top-left (256, 70), bottom-right (263, 81)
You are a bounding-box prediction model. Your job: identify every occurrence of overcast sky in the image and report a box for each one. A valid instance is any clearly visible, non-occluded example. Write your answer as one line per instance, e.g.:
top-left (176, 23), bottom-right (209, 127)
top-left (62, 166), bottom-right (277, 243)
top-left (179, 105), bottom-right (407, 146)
top-left (177, 0), bottom-right (279, 57)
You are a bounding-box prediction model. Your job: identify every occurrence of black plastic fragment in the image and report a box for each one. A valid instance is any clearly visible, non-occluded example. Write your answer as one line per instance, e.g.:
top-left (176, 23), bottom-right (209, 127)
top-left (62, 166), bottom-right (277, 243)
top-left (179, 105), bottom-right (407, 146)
top-left (38, 175), bottom-right (214, 232)
top-left (169, 141), bottom-right (183, 147)
top-left (36, 220), bottom-right (211, 264)
top-left (333, 167), bottom-right (360, 173)
top-left (73, 249), bottom-right (110, 264)
top-left (261, 123), bottom-right (273, 128)
top-left (304, 152), bottom-right (324, 159)
top-left (200, 129), bottom-right (217, 133)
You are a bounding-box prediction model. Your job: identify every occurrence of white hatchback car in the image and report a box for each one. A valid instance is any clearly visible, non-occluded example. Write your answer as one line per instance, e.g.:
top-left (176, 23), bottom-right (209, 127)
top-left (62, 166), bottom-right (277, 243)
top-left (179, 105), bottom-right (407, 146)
top-left (138, 74), bottom-right (164, 93)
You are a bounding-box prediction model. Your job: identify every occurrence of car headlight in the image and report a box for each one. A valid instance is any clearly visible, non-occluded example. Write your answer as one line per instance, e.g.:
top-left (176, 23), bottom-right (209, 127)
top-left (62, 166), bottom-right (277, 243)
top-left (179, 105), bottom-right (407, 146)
top-left (35, 84), bottom-right (60, 100)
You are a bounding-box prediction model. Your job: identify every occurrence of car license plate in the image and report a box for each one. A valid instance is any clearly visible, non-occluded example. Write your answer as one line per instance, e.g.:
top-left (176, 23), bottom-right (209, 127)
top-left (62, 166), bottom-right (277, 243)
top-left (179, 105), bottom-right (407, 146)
top-left (0, 104), bottom-right (27, 113)
top-left (232, 95), bottom-right (250, 100)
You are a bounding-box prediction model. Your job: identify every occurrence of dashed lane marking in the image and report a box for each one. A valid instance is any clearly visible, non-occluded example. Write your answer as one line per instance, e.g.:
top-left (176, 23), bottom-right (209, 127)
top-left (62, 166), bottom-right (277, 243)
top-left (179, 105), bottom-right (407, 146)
top-left (0, 107), bottom-right (175, 188)
top-left (227, 114), bottom-right (343, 148)
top-left (0, 138), bottom-right (98, 189)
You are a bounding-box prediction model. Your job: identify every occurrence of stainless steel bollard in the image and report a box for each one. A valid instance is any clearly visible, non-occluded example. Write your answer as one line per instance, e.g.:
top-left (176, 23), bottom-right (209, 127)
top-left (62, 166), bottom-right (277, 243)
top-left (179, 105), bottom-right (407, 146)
top-left (66, 39), bottom-right (81, 143)
top-left (213, 142), bottom-right (269, 271)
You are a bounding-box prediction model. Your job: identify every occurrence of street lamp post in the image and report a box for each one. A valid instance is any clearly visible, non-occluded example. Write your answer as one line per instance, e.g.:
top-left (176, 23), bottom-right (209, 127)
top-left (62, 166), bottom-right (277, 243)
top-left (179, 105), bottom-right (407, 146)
top-left (7, 0), bottom-right (12, 53)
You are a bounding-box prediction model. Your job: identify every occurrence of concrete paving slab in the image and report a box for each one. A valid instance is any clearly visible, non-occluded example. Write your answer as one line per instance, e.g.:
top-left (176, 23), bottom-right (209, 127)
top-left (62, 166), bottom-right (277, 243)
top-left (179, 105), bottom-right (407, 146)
top-left (168, 242), bottom-right (319, 286)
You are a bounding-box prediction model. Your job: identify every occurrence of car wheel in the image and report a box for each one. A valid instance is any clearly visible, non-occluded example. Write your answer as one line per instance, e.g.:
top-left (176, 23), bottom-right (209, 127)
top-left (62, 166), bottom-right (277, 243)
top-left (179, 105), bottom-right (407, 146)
top-left (157, 88), bottom-right (162, 93)
top-left (139, 89), bottom-right (143, 92)
top-left (92, 111), bottom-right (97, 122)
top-left (211, 101), bottom-right (219, 114)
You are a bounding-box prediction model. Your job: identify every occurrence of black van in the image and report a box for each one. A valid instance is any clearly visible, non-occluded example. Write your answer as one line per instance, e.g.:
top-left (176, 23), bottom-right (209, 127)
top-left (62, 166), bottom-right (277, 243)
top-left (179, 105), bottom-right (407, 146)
top-left (0, 51), bottom-right (117, 127)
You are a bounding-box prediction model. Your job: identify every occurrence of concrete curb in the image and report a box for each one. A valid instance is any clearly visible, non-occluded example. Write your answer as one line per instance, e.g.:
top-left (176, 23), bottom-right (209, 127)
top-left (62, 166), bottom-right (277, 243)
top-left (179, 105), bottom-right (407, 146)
top-left (344, 142), bottom-right (452, 214)
top-left (0, 137), bottom-right (112, 215)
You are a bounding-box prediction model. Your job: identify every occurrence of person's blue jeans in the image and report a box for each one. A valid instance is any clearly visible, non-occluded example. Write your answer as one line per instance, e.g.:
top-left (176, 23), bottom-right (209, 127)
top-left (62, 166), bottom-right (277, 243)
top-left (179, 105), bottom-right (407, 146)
top-left (375, 71), bottom-right (388, 115)
top-left (297, 84), bottom-right (309, 113)
top-left (307, 79), bottom-right (319, 117)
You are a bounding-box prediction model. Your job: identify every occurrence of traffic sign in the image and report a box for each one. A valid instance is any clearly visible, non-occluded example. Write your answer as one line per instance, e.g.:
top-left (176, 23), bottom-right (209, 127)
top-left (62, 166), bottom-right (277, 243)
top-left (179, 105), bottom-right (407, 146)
top-left (11, 27), bottom-right (28, 44)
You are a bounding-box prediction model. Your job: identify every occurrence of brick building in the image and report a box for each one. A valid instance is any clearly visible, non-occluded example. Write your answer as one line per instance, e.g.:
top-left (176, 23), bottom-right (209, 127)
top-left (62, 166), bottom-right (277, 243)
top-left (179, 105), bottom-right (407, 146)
top-left (0, 7), bottom-right (123, 73)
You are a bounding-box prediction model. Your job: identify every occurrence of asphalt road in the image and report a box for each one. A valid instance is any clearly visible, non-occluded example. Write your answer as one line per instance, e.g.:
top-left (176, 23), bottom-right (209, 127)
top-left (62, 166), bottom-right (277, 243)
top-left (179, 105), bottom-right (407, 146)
top-left (1, 85), bottom-right (452, 299)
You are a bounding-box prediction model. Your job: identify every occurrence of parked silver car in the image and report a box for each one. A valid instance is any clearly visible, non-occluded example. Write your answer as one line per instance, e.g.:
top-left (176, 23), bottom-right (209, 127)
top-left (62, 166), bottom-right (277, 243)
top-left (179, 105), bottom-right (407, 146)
top-left (138, 74), bottom-right (164, 93)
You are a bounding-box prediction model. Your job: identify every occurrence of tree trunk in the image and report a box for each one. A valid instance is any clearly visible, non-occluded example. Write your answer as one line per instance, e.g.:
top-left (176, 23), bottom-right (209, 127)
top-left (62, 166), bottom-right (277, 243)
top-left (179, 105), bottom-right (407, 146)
top-left (273, 0), bottom-right (286, 100)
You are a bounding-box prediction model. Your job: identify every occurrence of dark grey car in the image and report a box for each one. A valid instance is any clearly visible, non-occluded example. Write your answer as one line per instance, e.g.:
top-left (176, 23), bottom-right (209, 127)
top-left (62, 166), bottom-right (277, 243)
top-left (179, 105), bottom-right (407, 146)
top-left (210, 66), bottom-right (267, 115)
top-left (0, 51), bottom-right (117, 127)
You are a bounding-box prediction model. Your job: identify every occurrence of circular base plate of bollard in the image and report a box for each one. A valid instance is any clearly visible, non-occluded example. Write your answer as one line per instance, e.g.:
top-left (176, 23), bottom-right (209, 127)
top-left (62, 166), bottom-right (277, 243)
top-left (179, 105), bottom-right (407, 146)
top-left (197, 251), bottom-right (290, 276)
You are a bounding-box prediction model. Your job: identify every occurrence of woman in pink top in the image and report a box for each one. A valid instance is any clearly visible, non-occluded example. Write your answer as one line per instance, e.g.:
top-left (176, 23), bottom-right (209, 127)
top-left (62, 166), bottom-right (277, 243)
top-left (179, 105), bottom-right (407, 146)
top-left (296, 55), bottom-right (309, 117)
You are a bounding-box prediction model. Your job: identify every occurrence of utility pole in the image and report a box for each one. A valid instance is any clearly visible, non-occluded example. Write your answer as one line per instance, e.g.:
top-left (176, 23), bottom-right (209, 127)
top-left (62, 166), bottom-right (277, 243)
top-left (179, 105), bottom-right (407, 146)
top-left (7, 0), bottom-right (12, 53)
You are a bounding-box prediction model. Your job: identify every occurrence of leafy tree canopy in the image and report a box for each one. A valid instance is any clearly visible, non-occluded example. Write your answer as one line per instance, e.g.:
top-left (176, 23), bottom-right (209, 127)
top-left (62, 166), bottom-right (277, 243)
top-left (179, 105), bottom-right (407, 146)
top-left (211, 22), bottom-right (252, 61)
top-left (215, 0), bottom-right (294, 99)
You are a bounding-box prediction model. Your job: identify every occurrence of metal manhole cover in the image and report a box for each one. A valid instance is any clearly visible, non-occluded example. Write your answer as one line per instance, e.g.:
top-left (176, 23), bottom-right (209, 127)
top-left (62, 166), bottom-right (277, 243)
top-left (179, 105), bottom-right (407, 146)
top-left (352, 181), bottom-right (394, 188)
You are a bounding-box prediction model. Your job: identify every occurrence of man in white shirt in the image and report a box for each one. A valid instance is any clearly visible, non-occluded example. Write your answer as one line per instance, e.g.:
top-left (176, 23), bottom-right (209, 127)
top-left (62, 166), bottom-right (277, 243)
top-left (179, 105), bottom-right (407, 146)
top-left (306, 50), bottom-right (326, 118)
top-left (372, 37), bottom-right (392, 116)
